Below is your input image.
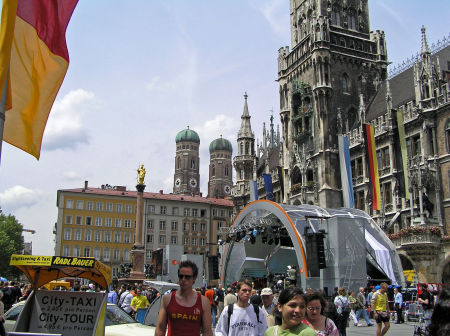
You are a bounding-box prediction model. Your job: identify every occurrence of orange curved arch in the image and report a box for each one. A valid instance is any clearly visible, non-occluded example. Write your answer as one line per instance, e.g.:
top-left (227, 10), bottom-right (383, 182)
top-left (220, 200), bottom-right (308, 282)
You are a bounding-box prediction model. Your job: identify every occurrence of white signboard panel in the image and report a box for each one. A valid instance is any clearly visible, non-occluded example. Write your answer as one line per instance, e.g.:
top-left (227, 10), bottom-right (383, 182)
top-left (29, 291), bottom-right (104, 336)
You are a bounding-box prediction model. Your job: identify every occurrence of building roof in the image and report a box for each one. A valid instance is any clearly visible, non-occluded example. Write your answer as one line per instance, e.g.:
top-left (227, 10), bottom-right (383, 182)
top-left (366, 44), bottom-right (450, 121)
top-left (58, 187), bottom-right (233, 207)
top-left (209, 137), bottom-right (233, 153)
top-left (175, 127), bottom-right (200, 144)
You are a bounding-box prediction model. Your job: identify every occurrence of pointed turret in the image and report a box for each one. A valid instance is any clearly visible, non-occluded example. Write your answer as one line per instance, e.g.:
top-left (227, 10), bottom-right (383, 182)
top-left (238, 92), bottom-right (253, 139)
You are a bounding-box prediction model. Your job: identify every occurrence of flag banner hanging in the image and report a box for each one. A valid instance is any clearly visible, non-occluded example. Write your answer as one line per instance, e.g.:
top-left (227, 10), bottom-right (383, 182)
top-left (3, 0), bottom-right (78, 159)
top-left (392, 109), bottom-right (410, 199)
top-left (249, 180), bottom-right (258, 202)
top-left (277, 166), bottom-right (285, 197)
top-left (338, 135), bottom-right (354, 208)
top-left (0, 0), bottom-right (18, 107)
top-left (263, 173), bottom-right (274, 201)
top-left (363, 124), bottom-right (381, 210)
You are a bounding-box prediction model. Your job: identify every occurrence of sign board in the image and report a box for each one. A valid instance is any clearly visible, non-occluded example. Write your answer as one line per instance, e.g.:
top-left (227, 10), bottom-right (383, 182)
top-left (28, 291), bottom-right (104, 336)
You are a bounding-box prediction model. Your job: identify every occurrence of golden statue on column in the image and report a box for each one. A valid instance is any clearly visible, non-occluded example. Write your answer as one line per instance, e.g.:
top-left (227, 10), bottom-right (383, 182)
top-left (137, 164), bottom-right (146, 185)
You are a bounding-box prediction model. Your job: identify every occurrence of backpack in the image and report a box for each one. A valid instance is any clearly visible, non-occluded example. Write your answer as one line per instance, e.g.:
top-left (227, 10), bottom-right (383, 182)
top-left (338, 297), bottom-right (351, 317)
top-left (227, 303), bottom-right (261, 333)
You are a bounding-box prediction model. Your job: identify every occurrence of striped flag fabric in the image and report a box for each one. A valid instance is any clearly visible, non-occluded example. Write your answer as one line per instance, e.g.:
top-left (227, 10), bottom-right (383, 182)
top-left (338, 135), bottom-right (354, 208)
top-left (2, 0), bottom-right (78, 159)
top-left (0, 0), bottom-right (17, 109)
top-left (363, 123), bottom-right (381, 211)
top-left (263, 173), bottom-right (274, 201)
top-left (249, 180), bottom-right (258, 202)
top-left (392, 109), bottom-right (410, 199)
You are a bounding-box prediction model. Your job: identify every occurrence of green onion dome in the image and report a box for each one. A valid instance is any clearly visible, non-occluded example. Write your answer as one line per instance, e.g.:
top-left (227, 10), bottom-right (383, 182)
top-left (175, 127), bottom-right (200, 143)
top-left (209, 137), bottom-right (232, 153)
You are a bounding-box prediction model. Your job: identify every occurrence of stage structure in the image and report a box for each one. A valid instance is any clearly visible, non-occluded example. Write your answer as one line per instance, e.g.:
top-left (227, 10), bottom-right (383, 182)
top-left (220, 200), bottom-right (405, 293)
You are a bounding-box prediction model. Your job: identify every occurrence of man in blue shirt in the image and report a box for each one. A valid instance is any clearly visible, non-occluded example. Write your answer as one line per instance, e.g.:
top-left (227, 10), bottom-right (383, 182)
top-left (108, 287), bottom-right (119, 304)
top-left (394, 287), bottom-right (404, 324)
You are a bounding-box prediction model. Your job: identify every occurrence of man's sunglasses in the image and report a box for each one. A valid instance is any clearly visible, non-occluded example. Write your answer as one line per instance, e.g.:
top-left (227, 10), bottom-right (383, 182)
top-left (178, 274), bottom-right (193, 280)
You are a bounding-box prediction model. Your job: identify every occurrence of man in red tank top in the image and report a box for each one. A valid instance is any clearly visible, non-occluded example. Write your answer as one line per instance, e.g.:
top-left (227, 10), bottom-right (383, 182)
top-left (155, 260), bottom-right (212, 336)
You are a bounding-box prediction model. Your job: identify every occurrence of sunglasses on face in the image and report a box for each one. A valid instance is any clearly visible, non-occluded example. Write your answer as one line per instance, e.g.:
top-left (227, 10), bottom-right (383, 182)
top-left (178, 274), bottom-right (193, 280)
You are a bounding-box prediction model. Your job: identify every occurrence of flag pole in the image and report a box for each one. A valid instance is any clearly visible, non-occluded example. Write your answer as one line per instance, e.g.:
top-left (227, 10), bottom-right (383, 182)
top-left (0, 71), bottom-right (8, 165)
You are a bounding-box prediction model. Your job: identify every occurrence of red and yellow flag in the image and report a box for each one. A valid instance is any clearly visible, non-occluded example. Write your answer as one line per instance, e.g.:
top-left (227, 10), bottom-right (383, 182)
top-left (363, 124), bottom-right (381, 211)
top-left (2, 0), bottom-right (78, 159)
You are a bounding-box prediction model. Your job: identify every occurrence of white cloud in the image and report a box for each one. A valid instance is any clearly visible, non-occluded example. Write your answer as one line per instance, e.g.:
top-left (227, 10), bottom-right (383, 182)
top-left (252, 0), bottom-right (288, 35)
top-left (0, 185), bottom-right (42, 210)
top-left (62, 171), bottom-right (80, 181)
top-left (194, 114), bottom-right (239, 145)
top-left (42, 89), bottom-right (95, 151)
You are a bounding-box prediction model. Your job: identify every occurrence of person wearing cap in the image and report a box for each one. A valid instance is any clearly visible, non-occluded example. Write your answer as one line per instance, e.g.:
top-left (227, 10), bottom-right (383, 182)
top-left (417, 284), bottom-right (433, 329)
top-left (261, 287), bottom-right (276, 327)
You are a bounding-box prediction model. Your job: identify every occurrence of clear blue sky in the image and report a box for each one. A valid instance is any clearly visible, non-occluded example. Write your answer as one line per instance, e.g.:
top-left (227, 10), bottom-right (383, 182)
top-left (1, 0), bottom-right (449, 255)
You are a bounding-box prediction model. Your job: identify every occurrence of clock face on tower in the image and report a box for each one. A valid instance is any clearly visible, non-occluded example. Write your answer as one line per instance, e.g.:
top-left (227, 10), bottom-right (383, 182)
top-left (175, 178), bottom-right (181, 187)
top-left (189, 178), bottom-right (197, 188)
top-left (224, 185), bottom-right (231, 195)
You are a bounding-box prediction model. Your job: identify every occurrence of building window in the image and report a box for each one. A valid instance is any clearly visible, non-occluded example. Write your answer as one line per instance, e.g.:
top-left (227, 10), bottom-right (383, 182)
top-left (191, 159), bottom-right (196, 169)
top-left (348, 10), bottom-right (356, 30)
top-left (74, 229), bottom-right (81, 241)
top-left (116, 204), bottom-right (122, 213)
top-left (191, 238), bottom-right (197, 246)
top-left (212, 164), bottom-right (215, 176)
top-left (201, 223), bottom-right (206, 232)
top-left (103, 248), bottom-right (110, 261)
top-left (159, 235), bottom-right (166, 244)
top-left (63, 246), bottom-right (70, 257)
top-left (184, 208), bottom-right (190, 216)
top-left (355, 190), bottom-right (365, 210)
top-left (73, 246), bottom-right (80, 257)
top-left (93, 247), bottom-right (101, 259)
top-left (159, 221), bottom-right (166, 230)
top-left (114, 232), bottom-right (121, 243)
top-left (106, 203), bottom-right (113, 212)
top-left (115, 219), bottom-right (122, 228)
top-left (96, 202), bottom-right (103, 211)
top-left (113, 249), bottom-right (120, 261)
top-left (95, 217), bottom-right (102, 226)
top-left (85, 216), bottom-right (92, 226)
top-left (342, 74), bottom-right (350, 93)
top-left (201, 209), bottom-right (206, 217)
top-left (104, 231), bottom-right (111, 243)
top-left (66, 200), bottom-right (74, 209)
top-left (225, 166), bottom-right (229, 176)
top-left (382, 182), bottom-right (392, 208)
top-left (147, 220), bottom-right (153, 229)
top-left (171, 221), bottom-right (178, 231)
top-left (446, 120), bottom-right (450, 153)
top-left (124, 219), bottom-right (131, 228)
top-left (184, 237), bottom-right (189, 245)
top-left (124, 204), bottom-right (132, 213)
top-left (200, 238), bottom-right (206, 246)
top-left (217, 222), bottom-right (223, 230)
top-left (406, 134), bottom-right (421, 158)
top-left (65, 215), bottom-right (72, 224)
top-left (86, 201), bottom-right (94, 210)
top-left (160, 206), bottom-right (167, 214)
top-left (171, 236), bottom-right (177, 244)
top-left (220, 210), bottom-right (225, 217)
top-left (172, 207), bottom-right (179, 215)
top-left (377, 147), bottom-right (390, 171)
top-left (83, 247), bottom-right (90, 257)
top-left (147, 235), bottom-right (153, 243)
top-left (146, 250), bottom-right (152, 258)
top-left (148, 205), bottom-right (155, 214)
top-left (64, 228), bottom-right (72, 240)
top-left (213, 208), bottom-right (218, 216)
top-left (123, 249), bottom-right (130, 261)
top-left (124, 233), bottom-right (131, 243)
top-left (105, 218), bottom-right (112, 227)
top-left (75, 216), bottom-right (82, 225)
top-left (76, 200), bottom-right (84, 210)
top-left (331, 6), bottom-right (341, 26)
top-left (94, 231), bottom-right (101, 242)
top-left (192, 209), bottom-right (198, 217)
top-left (192, 223), bottom-right (197, 232)
top-left (85, 229), bottom-right (91, 241)
top-left (183, 222), bottom-right (189, 231)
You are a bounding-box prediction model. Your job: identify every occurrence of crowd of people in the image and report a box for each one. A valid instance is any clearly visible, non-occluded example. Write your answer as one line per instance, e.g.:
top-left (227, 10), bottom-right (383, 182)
top-left (2, 267), bottom-right (450, 336)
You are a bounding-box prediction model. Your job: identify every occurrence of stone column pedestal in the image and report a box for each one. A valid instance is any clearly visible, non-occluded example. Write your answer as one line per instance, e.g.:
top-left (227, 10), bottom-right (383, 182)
top-left (129, 184), bottom-right (146, 280)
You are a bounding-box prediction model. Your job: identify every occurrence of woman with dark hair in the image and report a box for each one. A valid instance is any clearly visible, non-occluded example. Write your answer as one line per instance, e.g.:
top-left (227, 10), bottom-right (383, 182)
top-left (427, 287), bottom-right (450, 336)
top-left (265, 287), bottom-right (315, 336)
top-left (304, 292), bottom-right (338, 336)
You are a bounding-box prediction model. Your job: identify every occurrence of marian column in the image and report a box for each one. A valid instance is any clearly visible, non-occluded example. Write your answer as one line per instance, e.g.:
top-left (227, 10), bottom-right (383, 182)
top-left (130, 164), bottom-right (146, 279)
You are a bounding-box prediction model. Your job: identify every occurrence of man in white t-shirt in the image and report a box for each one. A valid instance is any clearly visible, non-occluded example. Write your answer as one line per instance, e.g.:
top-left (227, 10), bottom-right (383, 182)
top-left (215, 280), bottom-right (267, 336)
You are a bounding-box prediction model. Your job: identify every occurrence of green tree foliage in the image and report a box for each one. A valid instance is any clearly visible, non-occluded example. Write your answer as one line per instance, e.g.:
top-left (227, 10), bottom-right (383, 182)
top-left (0, 209), bottom-right (24, 279)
